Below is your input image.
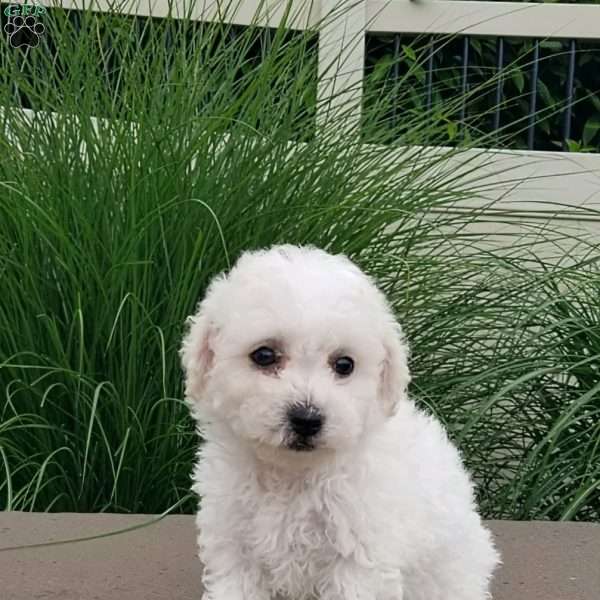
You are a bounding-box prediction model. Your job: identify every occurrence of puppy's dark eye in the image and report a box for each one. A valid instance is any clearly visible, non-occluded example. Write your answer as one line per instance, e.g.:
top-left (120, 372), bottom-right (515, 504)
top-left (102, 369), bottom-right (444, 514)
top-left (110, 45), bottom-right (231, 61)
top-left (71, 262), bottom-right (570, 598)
top-left (250, 346), bottom-right (278, 367)
top-left (333, 356), bottom-right (354, 377)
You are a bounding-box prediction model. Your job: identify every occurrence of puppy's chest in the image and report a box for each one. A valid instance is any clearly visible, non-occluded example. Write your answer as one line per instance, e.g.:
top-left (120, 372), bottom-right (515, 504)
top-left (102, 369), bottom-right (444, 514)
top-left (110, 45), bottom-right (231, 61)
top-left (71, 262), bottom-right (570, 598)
top-left (248, 486), bottom-right (332, 557)
top-left (244, 482), bottom-right (351, 595)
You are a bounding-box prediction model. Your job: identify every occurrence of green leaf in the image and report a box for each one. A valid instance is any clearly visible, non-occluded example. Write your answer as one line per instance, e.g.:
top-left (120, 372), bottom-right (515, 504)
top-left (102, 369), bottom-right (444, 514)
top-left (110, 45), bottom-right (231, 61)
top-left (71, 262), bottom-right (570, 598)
top-left (372, 55), bottom-right (394, 81)
top-left (402, 44), bottom-right (417, 62)
top-left (582, 116), bottom-right (600, 145)
top-left (540, 41), bottom-right (562, 51)
top-left (538, 80), bottom-right (555, 107)
top-left (539, 118), bottom-right (550, 135)
top-left (447, 120), bottom-right (458, 140)
top-left (590, 93), bottom-right (600, 113)
top-left (412, 65), bottom-right (426, 84)
top-left (511, 68), bottom-right (525, 94)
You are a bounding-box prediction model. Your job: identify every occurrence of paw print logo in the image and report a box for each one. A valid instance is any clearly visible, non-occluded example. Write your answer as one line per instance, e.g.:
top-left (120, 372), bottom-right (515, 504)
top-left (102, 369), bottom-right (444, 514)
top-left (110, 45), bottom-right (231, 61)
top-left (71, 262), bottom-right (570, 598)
top-left (5, 15), bottom-right (45, 48)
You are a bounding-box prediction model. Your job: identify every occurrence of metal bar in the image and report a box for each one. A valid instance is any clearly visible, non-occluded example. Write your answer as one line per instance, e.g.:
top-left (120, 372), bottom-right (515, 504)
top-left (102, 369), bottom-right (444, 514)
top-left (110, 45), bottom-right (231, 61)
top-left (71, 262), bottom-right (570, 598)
top-left (392, 33), bottom-right (401, 127)
top-left (65, 8), bottom-right (81, 47)
top-left (563, 39), bottom-right (576, 150)
top-left (162, 18), bottom-right (171, 80)
top-left (262, 26), bottom-right (271, 59)
top-left (527, 39), bottom-right (540, 150)
top-left (460, 36), bottom-right (469, 126)
top-left (35, 3), bottom-right (55, 58)
top-left (493, 37), bottom-right (504, 134)
top-left (426, 36), bottom-right (434, 111)
top-left (227, 22), bottom-right (237, 46)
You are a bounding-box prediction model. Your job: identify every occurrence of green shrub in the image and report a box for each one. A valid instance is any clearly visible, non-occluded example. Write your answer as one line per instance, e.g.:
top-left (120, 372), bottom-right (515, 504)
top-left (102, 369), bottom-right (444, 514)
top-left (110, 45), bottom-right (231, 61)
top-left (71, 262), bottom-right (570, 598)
top-left (0, 6), bottom-right (598, 520)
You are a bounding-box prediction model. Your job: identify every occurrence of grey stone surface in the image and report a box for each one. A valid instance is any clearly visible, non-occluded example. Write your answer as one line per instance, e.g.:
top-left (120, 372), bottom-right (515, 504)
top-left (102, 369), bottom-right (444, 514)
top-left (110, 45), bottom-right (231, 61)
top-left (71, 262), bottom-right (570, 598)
top-left (0, 512), bottom-right (598, 599)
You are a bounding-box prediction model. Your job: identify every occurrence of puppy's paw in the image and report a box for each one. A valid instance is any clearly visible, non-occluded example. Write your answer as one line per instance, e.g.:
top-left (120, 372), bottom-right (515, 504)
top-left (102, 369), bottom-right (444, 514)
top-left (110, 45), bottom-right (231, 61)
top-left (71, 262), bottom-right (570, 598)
top-left (378, 587), bottom-right (404, 600)
top-left (202, 575), bottom-right (271, 600)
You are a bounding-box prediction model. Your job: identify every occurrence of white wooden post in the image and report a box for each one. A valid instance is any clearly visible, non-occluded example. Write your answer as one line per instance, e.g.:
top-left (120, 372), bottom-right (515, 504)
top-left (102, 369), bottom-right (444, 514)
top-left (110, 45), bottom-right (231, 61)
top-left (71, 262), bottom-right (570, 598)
top-left (317, 0), bottom-right (366, 133)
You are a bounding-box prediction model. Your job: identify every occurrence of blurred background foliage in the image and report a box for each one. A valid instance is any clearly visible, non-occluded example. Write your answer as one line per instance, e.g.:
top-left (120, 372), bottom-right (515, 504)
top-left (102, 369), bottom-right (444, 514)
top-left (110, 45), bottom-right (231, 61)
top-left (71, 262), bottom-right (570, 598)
top-left (365, 33), bottom-right (600, 152)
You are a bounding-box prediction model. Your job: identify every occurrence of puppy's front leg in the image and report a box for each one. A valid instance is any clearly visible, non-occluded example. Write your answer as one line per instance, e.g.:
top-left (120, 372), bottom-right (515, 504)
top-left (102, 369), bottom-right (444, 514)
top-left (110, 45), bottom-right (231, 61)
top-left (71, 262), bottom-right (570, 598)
top-left (201, 578), bottom-right (269, 600)
top-left (200, 550), bottom-right (270, 600)
top-left (320, 556), bottom-right (405, 600)
top-left (377, 585), bottom-right (404, 600)
top-left (319, 557), bottom-right (396, 600)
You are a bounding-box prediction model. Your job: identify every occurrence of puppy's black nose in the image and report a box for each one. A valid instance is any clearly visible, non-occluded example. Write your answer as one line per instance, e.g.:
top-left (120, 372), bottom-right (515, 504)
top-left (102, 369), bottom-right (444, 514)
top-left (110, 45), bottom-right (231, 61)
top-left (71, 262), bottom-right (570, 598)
top-left (288, 405), bottom-right (323, 437)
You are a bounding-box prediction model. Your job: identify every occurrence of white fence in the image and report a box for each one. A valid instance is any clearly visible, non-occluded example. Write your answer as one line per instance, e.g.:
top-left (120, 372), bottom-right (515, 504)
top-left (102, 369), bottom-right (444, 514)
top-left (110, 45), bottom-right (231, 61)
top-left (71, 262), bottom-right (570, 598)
top-left (42, 1), bottom-right (600, 222)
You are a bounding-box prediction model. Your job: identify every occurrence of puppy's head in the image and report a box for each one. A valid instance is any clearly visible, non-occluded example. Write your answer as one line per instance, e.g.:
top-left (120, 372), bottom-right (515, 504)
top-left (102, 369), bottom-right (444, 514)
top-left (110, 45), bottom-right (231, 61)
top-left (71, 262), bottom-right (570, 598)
top-left (180, 245), bottom-right (410, 462)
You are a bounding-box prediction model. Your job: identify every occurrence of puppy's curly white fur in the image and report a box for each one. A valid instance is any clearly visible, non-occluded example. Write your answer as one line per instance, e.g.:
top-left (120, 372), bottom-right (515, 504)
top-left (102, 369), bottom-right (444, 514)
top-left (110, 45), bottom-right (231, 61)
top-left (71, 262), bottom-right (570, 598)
top-left (180, 245), bottom-right (500, 600)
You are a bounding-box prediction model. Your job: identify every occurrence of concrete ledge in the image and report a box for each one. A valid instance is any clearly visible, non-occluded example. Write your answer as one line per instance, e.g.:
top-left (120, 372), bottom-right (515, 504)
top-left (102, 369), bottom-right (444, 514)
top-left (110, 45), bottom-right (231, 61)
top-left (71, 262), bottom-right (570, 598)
top-left (0, 513), bottom-right (599, 599)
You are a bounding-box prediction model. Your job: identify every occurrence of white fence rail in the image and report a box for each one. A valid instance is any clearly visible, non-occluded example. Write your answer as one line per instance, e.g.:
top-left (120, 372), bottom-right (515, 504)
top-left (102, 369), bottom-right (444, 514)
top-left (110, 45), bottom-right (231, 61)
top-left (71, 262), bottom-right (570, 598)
top-left (368, 1), bottom-right (600, 38)
top-left (25, 1), bottom-right (600, 219)
top-left (56, 0), bottom-right (600, 38)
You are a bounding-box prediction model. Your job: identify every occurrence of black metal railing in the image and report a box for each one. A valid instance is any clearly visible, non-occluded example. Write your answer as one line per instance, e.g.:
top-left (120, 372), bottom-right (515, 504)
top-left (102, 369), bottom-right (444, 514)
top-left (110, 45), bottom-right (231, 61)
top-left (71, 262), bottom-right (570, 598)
top-left (365, 32), bottom-right (600, 152)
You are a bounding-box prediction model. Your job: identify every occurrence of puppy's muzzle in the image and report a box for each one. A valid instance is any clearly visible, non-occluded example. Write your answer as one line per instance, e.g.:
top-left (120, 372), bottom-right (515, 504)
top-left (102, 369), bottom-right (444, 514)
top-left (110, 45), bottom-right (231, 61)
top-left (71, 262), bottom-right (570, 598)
top-left (286, 404), bottom-right (323, 447)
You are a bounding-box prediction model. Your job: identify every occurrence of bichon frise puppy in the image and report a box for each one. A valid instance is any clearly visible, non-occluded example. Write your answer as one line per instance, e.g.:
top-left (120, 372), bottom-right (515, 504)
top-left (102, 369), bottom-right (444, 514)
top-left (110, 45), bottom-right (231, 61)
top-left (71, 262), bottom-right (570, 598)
top-left (180, 245), bottom-right (499, 600)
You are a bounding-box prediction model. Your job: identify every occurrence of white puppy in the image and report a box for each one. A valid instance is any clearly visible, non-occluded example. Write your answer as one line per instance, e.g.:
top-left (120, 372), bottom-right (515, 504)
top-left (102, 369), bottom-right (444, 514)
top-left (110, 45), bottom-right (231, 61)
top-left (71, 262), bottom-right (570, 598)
top-left (180, 245), bottom-right (499, 600)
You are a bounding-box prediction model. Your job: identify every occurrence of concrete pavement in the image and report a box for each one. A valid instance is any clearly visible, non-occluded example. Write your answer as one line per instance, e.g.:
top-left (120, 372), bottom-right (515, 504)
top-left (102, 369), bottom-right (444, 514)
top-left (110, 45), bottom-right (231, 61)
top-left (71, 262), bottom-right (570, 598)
top-left (0, 513), bottom-right (598, 599)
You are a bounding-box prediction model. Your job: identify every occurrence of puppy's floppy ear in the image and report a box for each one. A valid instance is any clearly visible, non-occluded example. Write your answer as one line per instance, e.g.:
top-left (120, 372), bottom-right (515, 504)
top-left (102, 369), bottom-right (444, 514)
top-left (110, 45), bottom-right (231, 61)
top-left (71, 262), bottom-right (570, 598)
top-left (379, 319), bottom-right (411, 417)
top-left (180, 299), bottom-right (217, 404)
